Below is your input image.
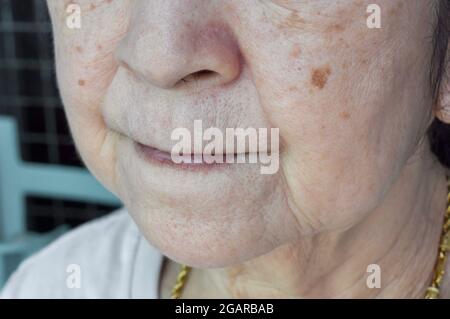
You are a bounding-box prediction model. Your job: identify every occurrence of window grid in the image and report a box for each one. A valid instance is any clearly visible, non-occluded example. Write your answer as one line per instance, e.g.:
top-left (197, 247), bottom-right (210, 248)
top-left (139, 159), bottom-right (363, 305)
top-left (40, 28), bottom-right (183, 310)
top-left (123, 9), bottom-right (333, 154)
top-left (0, 0), bottom-right (118, 233)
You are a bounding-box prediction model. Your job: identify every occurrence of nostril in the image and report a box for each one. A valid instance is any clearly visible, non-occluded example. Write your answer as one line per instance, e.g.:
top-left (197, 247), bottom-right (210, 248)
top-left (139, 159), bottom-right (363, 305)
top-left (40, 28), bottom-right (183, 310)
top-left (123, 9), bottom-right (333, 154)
top-left (178, 70), bottom-right (217, 85)
top-left (193, 70), bottom-right (216, 78)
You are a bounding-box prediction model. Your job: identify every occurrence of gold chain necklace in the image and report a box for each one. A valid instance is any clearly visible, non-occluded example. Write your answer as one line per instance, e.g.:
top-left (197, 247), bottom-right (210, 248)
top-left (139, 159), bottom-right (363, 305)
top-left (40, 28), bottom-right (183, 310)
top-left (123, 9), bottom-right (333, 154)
top-left (425, 174), bottom-right (450, 298)
top-left (171, 175), bottom-right (450, 299)
top-left (171, 264), bottom-right (192, 299)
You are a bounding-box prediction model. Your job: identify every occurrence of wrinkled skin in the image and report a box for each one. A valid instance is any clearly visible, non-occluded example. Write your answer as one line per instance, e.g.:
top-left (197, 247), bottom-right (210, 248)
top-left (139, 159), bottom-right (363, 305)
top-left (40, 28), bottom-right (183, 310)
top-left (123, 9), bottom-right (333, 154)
top-left (47, 0), bottom-right (450, 297)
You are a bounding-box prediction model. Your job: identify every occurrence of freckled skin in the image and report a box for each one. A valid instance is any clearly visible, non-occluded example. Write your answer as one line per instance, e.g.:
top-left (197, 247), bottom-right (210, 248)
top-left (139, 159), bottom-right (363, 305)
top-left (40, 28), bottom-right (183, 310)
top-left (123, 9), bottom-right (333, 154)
top-left (46, 0), bottom-right (449, 282)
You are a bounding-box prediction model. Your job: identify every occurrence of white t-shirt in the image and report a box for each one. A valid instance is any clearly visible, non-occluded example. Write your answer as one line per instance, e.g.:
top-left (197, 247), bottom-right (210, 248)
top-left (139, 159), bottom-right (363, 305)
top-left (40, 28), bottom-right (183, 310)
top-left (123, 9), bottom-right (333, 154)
top-left (0, 208), bottom-right (164, 299)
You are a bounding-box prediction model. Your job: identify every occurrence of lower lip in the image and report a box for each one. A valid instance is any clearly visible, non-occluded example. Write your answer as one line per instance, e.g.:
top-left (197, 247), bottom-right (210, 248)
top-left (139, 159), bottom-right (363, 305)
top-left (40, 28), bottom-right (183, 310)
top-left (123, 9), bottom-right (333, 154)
top-left (134, 142), bottom-right (231, 171)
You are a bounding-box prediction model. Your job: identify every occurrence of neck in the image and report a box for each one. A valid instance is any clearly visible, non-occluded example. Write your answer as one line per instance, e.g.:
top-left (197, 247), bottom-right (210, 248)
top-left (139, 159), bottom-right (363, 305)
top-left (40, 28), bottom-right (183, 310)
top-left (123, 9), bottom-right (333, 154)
top-left (173, 145), bottom-right (449, 299)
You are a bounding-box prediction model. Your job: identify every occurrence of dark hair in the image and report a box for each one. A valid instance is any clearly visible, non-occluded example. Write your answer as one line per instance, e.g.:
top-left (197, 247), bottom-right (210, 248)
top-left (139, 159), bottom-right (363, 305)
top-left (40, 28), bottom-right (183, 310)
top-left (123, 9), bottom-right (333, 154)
top-left (429, 0), bottom-right (450, 167)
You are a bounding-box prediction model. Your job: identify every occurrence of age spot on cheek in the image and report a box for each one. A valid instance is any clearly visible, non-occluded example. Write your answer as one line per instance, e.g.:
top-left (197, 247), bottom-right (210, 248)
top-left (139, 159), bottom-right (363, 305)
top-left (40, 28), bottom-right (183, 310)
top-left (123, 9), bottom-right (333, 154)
top-left (311, 65), bottom-right (331, 90)
top-left (339, 111), bottom-right (351, 120)
top-left (78, 79), bottom-right (86, 86)
top-left (290, 44), bottom-right (301, 59)
top-left (87, 0), bottom-right (113, 12)
top-left (288, 86), bottom-right (297, 92)
top-left (278, 11), bottom-right (306, 30)
top-left (325, 23), bottom-right (345, 33)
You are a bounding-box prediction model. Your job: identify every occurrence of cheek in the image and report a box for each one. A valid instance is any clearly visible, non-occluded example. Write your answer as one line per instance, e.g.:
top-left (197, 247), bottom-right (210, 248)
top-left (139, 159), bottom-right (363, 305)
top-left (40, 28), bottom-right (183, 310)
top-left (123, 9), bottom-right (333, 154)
top-left (56, 47), bottom-right (119, 193)
top-left (54, 6), bottom-right (128, 117)
top-left (240, 9), bottom-right (429, 231)
top-left (51, 7), bottom-right (129, 193)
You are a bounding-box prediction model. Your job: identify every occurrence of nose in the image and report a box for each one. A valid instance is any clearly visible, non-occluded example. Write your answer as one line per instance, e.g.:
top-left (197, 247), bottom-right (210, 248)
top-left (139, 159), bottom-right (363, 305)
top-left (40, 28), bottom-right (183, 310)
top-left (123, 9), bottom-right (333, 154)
top-left (115, 0), bottom-right (242, 90)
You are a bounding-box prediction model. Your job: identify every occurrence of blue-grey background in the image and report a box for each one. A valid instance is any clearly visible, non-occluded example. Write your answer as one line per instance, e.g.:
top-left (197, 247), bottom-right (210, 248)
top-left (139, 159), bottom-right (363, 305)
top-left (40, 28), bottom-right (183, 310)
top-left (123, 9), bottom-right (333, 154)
top-left (0, 0), bottom-right (121, 288)
top-left (0, 0), bottom-right (119, 232)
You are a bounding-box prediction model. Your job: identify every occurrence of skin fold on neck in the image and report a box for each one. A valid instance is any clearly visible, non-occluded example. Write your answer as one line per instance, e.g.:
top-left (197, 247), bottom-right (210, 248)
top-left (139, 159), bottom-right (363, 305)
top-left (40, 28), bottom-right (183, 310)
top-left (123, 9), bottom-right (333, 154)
top-left (159, 138), bottom-right (450, 299)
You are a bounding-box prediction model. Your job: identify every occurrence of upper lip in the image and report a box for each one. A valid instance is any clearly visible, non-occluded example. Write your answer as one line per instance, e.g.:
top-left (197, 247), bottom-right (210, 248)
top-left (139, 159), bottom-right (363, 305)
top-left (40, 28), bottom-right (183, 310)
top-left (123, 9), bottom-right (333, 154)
top-left (134, 140), bottom-right (174, 155)
top-left (105, 115), bottom-right (272, 155)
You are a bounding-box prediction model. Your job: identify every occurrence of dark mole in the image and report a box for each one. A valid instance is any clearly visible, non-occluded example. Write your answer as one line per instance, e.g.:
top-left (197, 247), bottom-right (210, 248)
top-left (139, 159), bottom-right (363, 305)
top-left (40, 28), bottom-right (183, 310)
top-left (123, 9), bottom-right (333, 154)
top-left (78, 79), bottom-right (86, 86)
top-left (311, 66), bottom-right (331, 89)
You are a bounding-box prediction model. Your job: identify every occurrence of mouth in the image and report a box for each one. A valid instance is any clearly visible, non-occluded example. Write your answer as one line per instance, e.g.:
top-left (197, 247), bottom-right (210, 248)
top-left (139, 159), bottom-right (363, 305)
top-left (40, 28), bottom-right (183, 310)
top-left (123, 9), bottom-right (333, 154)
top-left (134, 142), bottom-right (233, 171)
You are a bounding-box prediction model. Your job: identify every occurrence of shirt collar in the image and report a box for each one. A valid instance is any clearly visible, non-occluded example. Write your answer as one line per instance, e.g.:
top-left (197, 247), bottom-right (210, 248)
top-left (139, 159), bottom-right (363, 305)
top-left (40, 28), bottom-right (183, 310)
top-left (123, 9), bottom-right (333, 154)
top-left (131, 235), bottom-right (164, 299)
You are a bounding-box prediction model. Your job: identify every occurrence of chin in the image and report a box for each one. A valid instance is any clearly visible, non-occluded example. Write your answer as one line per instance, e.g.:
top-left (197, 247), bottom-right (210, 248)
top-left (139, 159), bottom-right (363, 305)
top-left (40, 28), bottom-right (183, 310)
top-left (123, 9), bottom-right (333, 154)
top-left (118, 178), bottom-right (294, 268)
top-left (130, 203), bottom-right (284, 268)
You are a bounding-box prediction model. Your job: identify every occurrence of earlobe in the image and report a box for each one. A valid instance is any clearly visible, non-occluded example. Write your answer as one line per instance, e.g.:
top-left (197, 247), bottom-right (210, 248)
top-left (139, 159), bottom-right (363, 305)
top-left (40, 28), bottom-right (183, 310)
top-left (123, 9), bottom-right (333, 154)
top-left (436, 73), bottom-right (450, 123)
top-left (435, 34), bottom-right (450, 124)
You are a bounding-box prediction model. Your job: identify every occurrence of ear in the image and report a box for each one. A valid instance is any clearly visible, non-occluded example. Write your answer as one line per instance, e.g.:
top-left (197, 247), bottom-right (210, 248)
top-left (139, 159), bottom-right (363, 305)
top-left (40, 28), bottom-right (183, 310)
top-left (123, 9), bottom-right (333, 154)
top-left (436, 77), bottom-right (450, 123)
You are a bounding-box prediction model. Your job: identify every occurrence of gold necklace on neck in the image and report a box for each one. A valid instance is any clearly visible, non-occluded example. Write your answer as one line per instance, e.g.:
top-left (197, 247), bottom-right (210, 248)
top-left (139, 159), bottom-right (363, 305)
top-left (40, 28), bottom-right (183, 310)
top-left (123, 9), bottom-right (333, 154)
top-left (171, 175), bottom-right (450, 299)
top-left (425, 174), bottom-right (450, 298)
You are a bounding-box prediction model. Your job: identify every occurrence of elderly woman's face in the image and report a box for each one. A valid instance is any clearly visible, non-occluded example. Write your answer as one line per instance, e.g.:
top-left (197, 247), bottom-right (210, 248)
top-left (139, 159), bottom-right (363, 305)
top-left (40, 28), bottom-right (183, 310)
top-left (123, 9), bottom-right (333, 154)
top-left (47, 0), bottom-right (436, 266)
